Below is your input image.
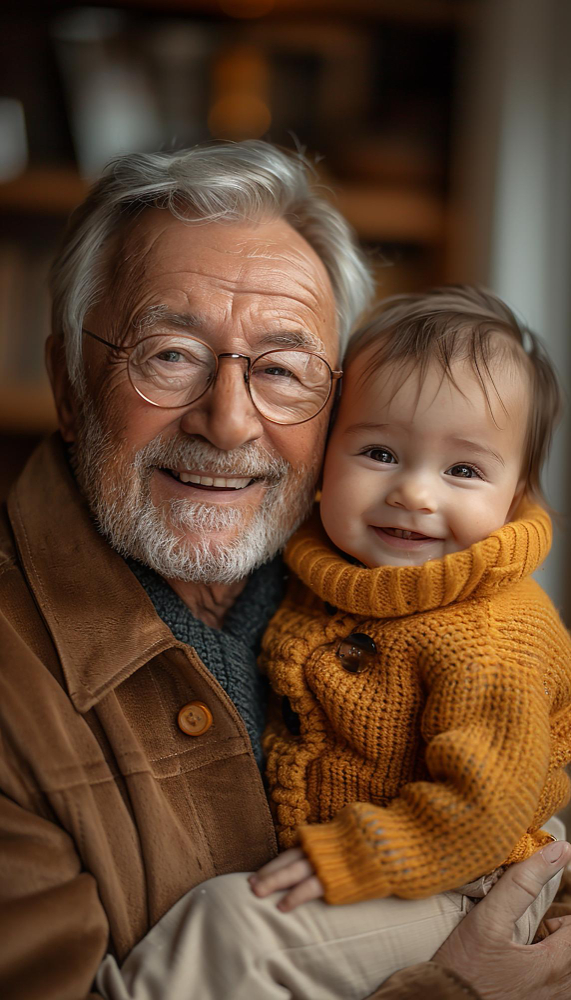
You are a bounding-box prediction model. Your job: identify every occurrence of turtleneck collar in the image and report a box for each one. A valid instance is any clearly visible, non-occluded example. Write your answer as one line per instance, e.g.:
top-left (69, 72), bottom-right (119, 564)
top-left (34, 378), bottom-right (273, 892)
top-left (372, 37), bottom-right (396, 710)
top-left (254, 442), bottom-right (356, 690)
top-left (285, 500), bottom-right (551, 619)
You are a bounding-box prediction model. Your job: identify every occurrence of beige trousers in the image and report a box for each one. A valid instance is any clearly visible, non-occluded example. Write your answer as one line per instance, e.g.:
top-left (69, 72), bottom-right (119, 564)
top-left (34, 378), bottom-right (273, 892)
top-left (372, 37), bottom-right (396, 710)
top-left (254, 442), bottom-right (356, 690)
top-left (97, 816), bottom-right (565, 1000)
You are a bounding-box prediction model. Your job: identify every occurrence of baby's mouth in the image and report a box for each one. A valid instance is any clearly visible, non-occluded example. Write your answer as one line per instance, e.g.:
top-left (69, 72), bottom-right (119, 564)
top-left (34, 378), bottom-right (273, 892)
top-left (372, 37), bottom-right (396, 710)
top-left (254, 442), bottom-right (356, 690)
top-left (382, 527), bottom-right (434, 541)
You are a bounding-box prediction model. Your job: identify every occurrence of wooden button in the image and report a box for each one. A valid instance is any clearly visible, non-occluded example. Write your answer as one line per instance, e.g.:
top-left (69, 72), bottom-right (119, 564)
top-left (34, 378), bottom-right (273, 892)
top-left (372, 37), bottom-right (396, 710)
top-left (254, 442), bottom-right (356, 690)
top-left (336, 632), bottom-right (377, 673)
top-left (177, 701), bottom-right (213, 736)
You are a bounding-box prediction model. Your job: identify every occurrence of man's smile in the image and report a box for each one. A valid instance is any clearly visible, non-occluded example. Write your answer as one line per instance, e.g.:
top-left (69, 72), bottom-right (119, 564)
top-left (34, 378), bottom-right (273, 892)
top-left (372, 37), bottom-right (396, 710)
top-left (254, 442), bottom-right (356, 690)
top-left (155, 467), bottom-right (266, 502)
top-left (160, 468), bottom-right (257, 491)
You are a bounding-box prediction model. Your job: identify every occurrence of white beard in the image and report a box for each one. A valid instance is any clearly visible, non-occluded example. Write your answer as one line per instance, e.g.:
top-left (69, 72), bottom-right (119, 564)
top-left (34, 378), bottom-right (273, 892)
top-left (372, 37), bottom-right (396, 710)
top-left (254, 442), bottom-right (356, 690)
top-left (71, 400), bottom-right (318, 584)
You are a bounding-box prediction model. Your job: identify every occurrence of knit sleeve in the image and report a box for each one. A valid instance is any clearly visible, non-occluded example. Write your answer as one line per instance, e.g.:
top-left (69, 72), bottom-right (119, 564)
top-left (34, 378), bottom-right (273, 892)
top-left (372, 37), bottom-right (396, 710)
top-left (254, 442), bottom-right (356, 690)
top-left (299, 622), bottom-right (563, 904)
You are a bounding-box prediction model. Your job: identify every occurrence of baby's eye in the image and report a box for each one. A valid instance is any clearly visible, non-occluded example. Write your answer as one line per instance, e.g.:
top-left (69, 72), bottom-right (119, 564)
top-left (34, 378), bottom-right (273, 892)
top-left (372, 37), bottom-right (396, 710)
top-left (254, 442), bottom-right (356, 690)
top-left (363, 448), bottom-right (397, 464)
top-left (445, 464), bottom-right (483, 479)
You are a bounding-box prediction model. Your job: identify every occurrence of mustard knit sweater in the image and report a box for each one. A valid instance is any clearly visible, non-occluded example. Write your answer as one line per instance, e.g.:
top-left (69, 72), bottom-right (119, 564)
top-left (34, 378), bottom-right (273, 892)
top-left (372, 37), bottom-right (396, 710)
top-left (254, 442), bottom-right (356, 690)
top-left (261, 501), bottom-right (571, 904)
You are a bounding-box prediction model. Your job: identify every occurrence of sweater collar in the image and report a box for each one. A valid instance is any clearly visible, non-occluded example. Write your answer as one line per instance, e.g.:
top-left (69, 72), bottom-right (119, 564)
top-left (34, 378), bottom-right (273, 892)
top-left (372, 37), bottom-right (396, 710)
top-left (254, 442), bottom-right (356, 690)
top-left (128, 554), bottom-right (285, 654)
top-left (285, 501), bottom-right (551, 618)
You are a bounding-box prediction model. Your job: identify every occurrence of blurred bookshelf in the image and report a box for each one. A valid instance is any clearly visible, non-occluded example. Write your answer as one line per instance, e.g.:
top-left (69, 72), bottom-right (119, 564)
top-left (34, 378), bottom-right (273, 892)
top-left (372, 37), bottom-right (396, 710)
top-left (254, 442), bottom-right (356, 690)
top-left (0, 169), bottom-right (446, 241)
top-left (0, 168), bottom-right (88, 215)
top-left (93, 0), bottom-right (478, 26)
top-left (0, 386), bottom-right (56, 434)
top-left (0, 0), bottom-right (478, 486)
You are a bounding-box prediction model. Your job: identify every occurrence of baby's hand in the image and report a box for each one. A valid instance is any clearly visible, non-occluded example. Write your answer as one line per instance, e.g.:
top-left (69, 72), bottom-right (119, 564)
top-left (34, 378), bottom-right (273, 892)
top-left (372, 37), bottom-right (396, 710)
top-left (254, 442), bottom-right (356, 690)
top-left (248, 847), bottom-right (325, 911)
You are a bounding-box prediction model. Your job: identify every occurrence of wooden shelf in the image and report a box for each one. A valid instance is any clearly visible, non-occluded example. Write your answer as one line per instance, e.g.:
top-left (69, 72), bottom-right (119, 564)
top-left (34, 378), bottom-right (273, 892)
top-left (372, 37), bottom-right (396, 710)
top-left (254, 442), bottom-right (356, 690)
top-left (106, 0), bottom-right (479, 25)
top-left (0, 168), bottom-right (88, 216)
top-left (0, 384), bottom-right (57, 434)
top-left (0, 168), bottom-right (445, 245)
top-left (334, 185), bottom-right (445, 245)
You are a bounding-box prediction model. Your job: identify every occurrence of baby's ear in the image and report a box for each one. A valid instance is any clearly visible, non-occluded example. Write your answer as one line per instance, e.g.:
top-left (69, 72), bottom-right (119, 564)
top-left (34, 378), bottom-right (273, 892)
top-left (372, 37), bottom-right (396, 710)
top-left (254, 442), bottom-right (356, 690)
top-left (506, 479), bottom-right (527, 521)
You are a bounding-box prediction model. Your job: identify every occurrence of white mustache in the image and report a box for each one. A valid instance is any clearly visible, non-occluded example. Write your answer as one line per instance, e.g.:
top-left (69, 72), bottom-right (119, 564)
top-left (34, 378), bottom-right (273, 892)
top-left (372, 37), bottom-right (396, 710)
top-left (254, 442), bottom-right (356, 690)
top-left (133, 435), bottom-right (292, 482)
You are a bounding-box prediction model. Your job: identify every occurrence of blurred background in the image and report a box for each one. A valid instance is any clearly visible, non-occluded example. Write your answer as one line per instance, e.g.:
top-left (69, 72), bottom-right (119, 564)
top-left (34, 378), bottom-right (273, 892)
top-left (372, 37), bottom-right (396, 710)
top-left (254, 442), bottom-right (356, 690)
top-left (0, 0), bottom-right (569, 620)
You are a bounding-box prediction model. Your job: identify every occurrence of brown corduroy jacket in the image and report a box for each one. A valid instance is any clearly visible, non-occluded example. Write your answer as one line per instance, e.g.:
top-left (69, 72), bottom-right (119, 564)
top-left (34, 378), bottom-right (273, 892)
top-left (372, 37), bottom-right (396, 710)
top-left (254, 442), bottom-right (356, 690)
top-left (0, 435), bottom-right (478, 1000)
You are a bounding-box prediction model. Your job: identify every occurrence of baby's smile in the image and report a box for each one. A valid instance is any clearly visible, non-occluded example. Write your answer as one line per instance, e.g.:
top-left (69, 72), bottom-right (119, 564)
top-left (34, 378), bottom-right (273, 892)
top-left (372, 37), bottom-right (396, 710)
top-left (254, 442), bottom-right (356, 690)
top-left (372, 526), bottom-right (443, 547)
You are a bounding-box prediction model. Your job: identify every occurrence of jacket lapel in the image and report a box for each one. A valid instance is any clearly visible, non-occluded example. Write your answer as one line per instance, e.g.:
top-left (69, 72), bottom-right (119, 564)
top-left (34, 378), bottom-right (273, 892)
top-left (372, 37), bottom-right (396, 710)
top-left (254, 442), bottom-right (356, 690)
top-left (7, 434), bottom-right (179, 712)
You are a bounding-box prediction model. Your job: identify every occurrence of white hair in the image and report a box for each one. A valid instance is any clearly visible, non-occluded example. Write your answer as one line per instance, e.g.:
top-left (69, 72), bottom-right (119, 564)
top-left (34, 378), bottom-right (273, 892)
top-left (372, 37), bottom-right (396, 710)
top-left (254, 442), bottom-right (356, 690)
top-left (49, 141), bottom-right (375, 387)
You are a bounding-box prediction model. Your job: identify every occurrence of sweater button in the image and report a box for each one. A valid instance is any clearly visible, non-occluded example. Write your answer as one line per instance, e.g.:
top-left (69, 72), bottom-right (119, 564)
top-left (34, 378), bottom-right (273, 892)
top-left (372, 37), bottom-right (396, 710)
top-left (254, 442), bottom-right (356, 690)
top-left (177, 701), bottom-right (213, 736)
top-left (336, 632), bottom-right (377, 673)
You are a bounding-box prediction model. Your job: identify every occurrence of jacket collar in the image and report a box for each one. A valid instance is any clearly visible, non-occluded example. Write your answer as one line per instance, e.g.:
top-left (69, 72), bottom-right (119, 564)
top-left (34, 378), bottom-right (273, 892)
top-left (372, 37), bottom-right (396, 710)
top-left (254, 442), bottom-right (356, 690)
top-left (8, 435), bottom-right (180, 713)
top-left (285, 500), bottom-right (552, 619)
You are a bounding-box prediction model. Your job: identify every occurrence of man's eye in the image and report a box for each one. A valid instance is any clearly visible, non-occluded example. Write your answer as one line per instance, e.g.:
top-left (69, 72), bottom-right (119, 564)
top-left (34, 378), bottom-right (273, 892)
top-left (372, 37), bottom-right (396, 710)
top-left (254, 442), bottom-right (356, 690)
top-left (259, 365), bottom-right (296, 379)
top-left (156, 350), bottom-right (185, 364)
top-left (364, 448), bottom-right (396, 464)
top-left (446, 464), bottom-right (482, 479)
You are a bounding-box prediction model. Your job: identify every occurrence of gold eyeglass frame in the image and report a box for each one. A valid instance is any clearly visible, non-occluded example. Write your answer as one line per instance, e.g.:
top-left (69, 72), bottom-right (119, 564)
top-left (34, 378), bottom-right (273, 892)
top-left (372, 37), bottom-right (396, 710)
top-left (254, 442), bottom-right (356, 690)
top-left (82, 328), bottom-right (343, 426)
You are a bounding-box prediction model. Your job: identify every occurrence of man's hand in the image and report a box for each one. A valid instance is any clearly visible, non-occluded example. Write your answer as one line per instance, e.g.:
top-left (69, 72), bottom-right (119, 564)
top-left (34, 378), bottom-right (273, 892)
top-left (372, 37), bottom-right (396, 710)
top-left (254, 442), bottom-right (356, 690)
top-left (248, 847), bottom-right (325, 911)
top-left (434, 839), bottom-right (571, 1000)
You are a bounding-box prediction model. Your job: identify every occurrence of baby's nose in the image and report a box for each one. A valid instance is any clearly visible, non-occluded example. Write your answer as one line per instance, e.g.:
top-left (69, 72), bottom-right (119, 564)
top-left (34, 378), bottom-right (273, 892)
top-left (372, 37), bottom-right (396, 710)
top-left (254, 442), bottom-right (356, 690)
top-left (386, 476), bottom-right (437, 513)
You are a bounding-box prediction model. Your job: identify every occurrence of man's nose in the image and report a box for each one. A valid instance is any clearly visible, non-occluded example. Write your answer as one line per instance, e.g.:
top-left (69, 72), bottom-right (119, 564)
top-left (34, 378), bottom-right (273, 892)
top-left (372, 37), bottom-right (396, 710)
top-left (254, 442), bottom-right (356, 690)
top-left (179, 356), bottom-right (265, 451)
top-left (385, 474), bottom-right (437, 514)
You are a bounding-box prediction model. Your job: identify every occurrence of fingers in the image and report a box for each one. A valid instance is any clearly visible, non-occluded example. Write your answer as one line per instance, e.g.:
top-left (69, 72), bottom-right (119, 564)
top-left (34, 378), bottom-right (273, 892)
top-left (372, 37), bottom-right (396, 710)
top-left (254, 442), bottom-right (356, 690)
top-left (248, 847), bottom-right (325, 912)
top-left (252, 847), bottom-right (306, 879)
top-left (468, 841), bottom-right (571, 941)
top-left (545, 914), bottom-right (571, 935)
top-left (249, 848), bottom-right (315, 898)
top-left (436, 905), bottom-right (571, 999)
top-left (545, 917), bottom-right (563, 933)
top-left (534, 917), bottom-right (571, 997)
top-left (277, 875), bottom-right (325, 912)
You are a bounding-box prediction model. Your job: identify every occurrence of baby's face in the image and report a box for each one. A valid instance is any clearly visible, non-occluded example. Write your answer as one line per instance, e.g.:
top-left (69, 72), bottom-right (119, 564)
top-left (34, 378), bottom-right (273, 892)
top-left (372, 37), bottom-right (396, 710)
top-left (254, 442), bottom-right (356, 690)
top-left (320, 352), bottom-right (529, 568)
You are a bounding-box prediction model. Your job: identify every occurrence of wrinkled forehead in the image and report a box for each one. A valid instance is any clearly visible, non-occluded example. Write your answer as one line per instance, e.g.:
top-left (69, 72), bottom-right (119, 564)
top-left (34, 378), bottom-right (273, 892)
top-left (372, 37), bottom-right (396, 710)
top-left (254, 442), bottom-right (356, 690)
top-left (99, 208), bottom-right (338, 340)
top-left (115, 207), bottom-right (319, 264)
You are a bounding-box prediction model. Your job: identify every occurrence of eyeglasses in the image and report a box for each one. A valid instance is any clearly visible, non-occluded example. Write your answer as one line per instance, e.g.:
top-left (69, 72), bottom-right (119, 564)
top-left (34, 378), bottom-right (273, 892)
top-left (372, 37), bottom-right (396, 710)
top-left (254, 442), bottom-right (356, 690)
top-left (82, 329), bottom-right (342, 426)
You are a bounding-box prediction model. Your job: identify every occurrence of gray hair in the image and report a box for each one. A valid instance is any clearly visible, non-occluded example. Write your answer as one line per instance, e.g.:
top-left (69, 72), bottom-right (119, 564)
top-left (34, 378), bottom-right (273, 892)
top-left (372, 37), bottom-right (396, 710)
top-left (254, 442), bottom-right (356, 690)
top-left (49, 141), bottom-right (375, 387)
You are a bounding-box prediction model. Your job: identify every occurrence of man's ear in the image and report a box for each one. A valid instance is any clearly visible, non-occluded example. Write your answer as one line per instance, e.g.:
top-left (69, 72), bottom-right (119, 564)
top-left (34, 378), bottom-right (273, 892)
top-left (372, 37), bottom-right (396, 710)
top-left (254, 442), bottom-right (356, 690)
top-left (45, 334), bottom-right (79, 443)
top-left (506, 479), bottom-right (527, 522)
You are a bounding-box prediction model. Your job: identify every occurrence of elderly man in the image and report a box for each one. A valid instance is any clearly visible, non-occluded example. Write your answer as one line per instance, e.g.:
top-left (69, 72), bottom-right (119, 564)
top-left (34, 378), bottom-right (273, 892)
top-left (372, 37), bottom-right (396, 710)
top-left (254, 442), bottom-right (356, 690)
top-left (0, 141), bottom-right (570, 1000)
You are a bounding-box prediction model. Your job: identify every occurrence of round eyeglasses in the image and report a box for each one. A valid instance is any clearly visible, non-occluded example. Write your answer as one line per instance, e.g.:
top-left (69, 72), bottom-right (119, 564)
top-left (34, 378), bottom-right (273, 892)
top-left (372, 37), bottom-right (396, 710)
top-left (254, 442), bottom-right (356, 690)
top-left (82, 329), bottom-right (342, 426)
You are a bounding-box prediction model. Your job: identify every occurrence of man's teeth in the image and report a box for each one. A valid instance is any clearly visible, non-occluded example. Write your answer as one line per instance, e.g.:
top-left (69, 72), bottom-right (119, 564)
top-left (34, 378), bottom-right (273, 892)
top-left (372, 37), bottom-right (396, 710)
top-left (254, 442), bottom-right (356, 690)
top-left (173, 471), bottom-right (252, 489)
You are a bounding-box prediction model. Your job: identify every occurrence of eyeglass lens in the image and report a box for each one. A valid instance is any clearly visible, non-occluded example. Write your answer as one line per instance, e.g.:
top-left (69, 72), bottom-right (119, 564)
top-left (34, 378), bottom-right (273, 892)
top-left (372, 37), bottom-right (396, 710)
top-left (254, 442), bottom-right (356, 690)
top-left (128, 335), bottom-right (332, 423)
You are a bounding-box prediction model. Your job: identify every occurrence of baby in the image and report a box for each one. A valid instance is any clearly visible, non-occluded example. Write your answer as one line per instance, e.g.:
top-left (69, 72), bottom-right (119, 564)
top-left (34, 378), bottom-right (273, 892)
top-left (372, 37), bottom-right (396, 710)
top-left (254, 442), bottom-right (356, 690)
top-left (248, 286), bottom-right (571, 978)
top-left (97, 286), bottom-right (571, 1000)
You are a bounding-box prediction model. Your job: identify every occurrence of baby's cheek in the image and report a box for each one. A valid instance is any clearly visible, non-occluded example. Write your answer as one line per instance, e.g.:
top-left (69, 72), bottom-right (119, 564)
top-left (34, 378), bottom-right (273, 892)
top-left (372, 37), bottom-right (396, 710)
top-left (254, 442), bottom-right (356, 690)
top-left (321, 491), bottom-right (349, 548)
top-left (321, 477), bottom-right (360, 550)
top-left (451, 500), bottom-right (503, 548)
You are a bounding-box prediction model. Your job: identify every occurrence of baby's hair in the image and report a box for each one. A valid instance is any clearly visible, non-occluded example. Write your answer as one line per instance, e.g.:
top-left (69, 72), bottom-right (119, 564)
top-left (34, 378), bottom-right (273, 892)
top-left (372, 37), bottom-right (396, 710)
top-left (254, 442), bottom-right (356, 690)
top-left (344, 286), bottom-right (562, 505)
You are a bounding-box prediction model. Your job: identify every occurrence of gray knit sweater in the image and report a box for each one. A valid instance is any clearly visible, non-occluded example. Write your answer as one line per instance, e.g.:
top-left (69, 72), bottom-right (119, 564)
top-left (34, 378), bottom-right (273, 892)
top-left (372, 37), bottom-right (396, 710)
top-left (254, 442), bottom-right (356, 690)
top-left (128, 557), bottom-right (287, 768)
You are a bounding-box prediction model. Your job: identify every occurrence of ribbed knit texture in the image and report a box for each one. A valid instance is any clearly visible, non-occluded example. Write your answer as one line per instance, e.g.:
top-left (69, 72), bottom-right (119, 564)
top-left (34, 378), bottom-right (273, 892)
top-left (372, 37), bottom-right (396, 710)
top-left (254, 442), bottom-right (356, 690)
top-left (261, 501), bottom-right (571, 903)
top-left (129, 556), bottom-right (286, 768)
